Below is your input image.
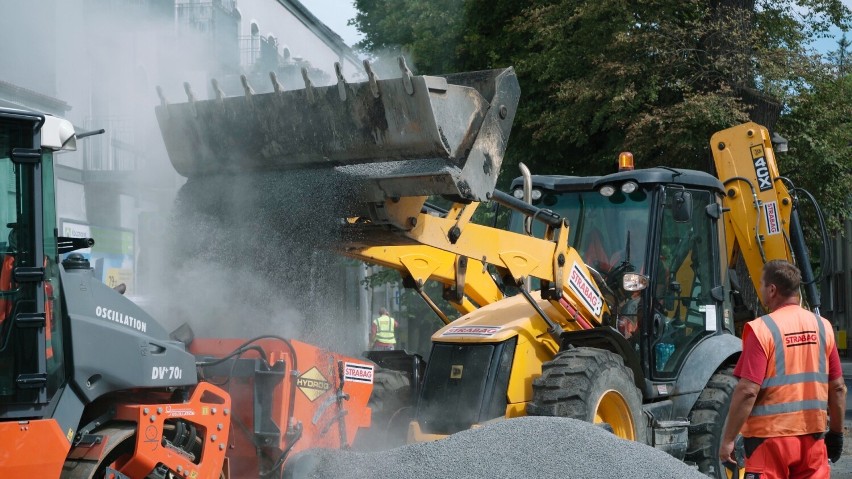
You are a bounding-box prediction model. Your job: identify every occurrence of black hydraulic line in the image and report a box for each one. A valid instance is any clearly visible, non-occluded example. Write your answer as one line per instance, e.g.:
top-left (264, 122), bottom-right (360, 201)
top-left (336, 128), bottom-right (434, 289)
top-left (487, 190), bottom-right (563, 228)
top-left (196, 334), bottom-right (302, 469)
top-left (260, 423), bottom-right (303, 478)
top-left (195, 345), bottom-right (267, 368)
top-left (789, 209), bottom-right (821, 315)
top-left (793, 186), bottom-right (833, 279)
top-left (413, 281), bottom-right (451, 325)
top-left (518, 284), bottom-right (563, 340)
top-left (777, 177), bottom-right (829, 315)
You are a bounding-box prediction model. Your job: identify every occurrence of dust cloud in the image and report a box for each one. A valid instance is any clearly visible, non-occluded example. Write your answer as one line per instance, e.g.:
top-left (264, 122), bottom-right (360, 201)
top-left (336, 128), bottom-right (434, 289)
top-left (159, 169), bottom-right (365, 352)
top-left (0, 1), bottom-right (370, 355)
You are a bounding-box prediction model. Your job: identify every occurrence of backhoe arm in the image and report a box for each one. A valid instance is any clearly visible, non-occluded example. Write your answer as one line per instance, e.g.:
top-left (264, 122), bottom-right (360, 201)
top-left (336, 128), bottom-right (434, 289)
top-left (711, 123), bottom-right (819, 311)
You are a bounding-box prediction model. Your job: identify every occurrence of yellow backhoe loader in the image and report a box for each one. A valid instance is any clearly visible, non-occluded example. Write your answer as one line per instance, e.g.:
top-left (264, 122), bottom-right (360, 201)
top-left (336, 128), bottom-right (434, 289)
top-left (155, 63), bottom-right (829, 479)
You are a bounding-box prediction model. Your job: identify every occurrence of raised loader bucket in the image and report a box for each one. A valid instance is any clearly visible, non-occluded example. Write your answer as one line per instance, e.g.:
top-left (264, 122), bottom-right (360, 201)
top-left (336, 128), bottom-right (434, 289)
top-left (156, 61), bottom-right (520, 203)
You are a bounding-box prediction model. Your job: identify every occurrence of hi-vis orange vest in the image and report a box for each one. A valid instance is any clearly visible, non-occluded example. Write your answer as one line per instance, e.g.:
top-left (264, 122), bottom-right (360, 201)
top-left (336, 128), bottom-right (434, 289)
top-left (741, 305), bottom-right (835, 437)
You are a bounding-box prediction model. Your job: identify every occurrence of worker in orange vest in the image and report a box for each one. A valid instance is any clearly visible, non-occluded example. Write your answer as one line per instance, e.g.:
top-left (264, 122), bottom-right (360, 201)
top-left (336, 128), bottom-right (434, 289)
top-left (370, 307), bottom-right (398, 351)
top-left (720, 260), bottom-right (847, 478)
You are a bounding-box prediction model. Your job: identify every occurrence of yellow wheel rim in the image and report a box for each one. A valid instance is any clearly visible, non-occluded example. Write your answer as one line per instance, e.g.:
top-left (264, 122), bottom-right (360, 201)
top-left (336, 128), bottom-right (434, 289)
top-left (724, 464), bottom-right (746, 479)
top-left (593, 389), bottom-right (635, 441)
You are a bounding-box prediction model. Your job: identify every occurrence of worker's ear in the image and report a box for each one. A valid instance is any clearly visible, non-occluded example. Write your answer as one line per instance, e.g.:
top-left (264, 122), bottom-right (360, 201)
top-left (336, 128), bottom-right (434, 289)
top-left (766, 283), bottom-right (778, 300)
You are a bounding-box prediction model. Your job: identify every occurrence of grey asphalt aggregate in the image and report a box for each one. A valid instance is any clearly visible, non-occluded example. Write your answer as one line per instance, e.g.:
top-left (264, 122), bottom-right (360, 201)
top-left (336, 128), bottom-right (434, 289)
top-left (288, 416), bottom-right (708, 478)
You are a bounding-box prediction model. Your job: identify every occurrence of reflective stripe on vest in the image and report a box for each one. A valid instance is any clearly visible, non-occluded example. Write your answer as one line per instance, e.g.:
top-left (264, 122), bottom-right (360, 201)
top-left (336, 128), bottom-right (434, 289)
top-left (742, 308), bottom-right (833, 437)
top-left (374, 315), bottom-right (395, 344)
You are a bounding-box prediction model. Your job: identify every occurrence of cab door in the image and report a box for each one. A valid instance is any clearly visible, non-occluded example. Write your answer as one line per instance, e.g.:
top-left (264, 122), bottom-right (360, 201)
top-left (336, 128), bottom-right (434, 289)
top-left (648, 187), bottom-right (724, 379)
top-left (0, 113), bottom-right (64, 416)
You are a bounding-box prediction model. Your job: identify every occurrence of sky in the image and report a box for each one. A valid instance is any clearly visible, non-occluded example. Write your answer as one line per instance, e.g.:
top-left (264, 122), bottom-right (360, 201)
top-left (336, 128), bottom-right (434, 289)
top-left (302, 0), bottom-right (852, 55)
top-left (300, 0), bottom-right (363, 47)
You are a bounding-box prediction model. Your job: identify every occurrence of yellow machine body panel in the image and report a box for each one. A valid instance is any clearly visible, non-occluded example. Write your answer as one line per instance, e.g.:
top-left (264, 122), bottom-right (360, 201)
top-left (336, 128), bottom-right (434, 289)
top-left (711, 123), bottom-right (794, 295)
top-left (344, 244), bottom-right (503, 315)
top-left (406, 292), bottom-right (580, 442)
top-left (377, 200), bottom-right (608, 329)
top-left (430, 292), bottom-right (578, 345)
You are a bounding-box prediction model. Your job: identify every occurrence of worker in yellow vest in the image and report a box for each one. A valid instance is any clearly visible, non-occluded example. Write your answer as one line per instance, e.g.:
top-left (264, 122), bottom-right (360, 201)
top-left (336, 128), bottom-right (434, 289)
top-left (370, 307), bottom-right (398, 351)
top-left (719, 260), bottom-right (846, 478)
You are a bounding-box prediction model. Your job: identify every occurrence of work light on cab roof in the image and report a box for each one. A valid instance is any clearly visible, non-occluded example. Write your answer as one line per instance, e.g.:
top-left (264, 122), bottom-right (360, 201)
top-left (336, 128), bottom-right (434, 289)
top-left (598, 151), bottom-right (639, 197)
top-left (618, 151), bottom-right (634, 171)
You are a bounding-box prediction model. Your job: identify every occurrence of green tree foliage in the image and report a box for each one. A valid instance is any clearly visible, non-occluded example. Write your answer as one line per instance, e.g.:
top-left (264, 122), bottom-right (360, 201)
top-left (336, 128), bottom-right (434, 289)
top-left (352, 0), bottom-right (851, 224)
top-left (778, 72), bottom-right (852, 234)
top-left (827, 33), bottom-right (851, 75)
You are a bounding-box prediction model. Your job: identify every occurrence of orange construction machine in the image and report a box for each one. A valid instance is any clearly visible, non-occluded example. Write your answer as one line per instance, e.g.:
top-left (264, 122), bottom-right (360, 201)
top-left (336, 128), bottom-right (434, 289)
top-left (0, 108), bottom-right (375, 479)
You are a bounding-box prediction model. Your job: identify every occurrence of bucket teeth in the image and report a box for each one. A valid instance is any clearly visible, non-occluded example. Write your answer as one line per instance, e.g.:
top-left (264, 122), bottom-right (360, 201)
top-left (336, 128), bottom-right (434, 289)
top-left (183, 82), bottom-right (197, 116)
top-left (270, 71), bottom-right (283, 94)
top-left (240, 75), bottom-right (255, 107)
top-left (211, 78), bottom-right (225, 103)
top-left (363, 60), bottom-right (380, 98)
top-left (301, 68), bottom-right (315, 103)
top-left (183, 82), bottom-right (195, 103)
top-left (398, 57), bottom-right (414, 95)
top-left (240, 75), bottom-right (255, 97)
top-left (156, 85), bottom-right (168, 109)
top-left (335, 62), bottom-right (347, 101)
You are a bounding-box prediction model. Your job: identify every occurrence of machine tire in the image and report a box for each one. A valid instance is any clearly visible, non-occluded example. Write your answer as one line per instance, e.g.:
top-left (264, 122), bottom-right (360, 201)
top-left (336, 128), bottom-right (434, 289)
top-left (685, 365), bottom-right (739, 478)
top-left (527, 346), bottom-right (648, 444)
top-left (353, 368), bottom-right (412, 451)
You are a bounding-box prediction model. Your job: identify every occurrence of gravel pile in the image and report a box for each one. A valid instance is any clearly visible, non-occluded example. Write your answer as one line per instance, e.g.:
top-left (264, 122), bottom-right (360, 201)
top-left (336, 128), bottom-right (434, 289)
top-left (285, 416), bottom-right (707, 479)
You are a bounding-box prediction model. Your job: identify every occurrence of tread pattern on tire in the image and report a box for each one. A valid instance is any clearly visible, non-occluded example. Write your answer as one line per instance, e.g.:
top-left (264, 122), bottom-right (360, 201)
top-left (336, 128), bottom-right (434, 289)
top-left (527, 346), bottom-right (648, 444)
top-left (685, 365), bottom-right (738, 478)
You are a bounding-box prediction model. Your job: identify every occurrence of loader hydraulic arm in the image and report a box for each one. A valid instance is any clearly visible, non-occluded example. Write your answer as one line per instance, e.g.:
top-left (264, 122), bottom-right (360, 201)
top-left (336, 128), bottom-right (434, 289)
top-left (342, 193), bottom-right (607, 332)
top-left (342, 244), bottom-right (503, 321)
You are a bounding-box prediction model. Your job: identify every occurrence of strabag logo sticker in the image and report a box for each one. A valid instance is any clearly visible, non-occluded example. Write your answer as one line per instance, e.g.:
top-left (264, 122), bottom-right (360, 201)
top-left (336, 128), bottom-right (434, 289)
top-left (785, 330), bottom-right (818, 347)
top-left (440, 325), bottom-right (501, 338)
top-left (763, 200), bottom-right (781, 235)
top-left (751, 145), bottom-right (773, 192)
top-left (344, 362), bottom-right (374, 384)
top-left (569, 263), bottom-right (602, 316)
top-left (96, 305), bottom-right (147, 333)
top-left (296, 367), bottom-right (330, 401)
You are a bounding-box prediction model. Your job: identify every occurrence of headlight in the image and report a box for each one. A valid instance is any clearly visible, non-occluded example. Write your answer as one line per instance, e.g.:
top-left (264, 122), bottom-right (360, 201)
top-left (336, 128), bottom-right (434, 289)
top-left (531, 189), bottom-right (542, 200)
top-left (621, 181), bottom-right (638, 194)
top-left (512, 188), bottom-right (524, 199)
top-left (623, 273), bottom-right (649, 292)
top-left (599, 185), bottom-right (616, 197)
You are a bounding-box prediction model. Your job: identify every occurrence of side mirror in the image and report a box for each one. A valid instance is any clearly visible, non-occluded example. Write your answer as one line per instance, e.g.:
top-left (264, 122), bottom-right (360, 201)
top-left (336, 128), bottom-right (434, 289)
top-left (672, 191), bottom-right (692, 223)
top-left (664, 280), bottom-right (681, 311)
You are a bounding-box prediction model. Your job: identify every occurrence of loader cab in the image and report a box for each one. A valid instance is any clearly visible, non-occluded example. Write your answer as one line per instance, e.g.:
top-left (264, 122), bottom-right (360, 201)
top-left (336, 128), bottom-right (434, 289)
top-left (509, 168), bottom-right (731, 383)
top-left (0, 109), bottom-right (68, 417)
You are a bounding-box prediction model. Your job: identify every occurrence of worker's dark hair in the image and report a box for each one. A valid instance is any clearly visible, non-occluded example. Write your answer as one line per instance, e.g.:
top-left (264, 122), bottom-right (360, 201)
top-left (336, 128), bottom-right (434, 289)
top-left (762, 259), bottom-right (801, 298)
top-left (379, 307), bottom-right (389, 315)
